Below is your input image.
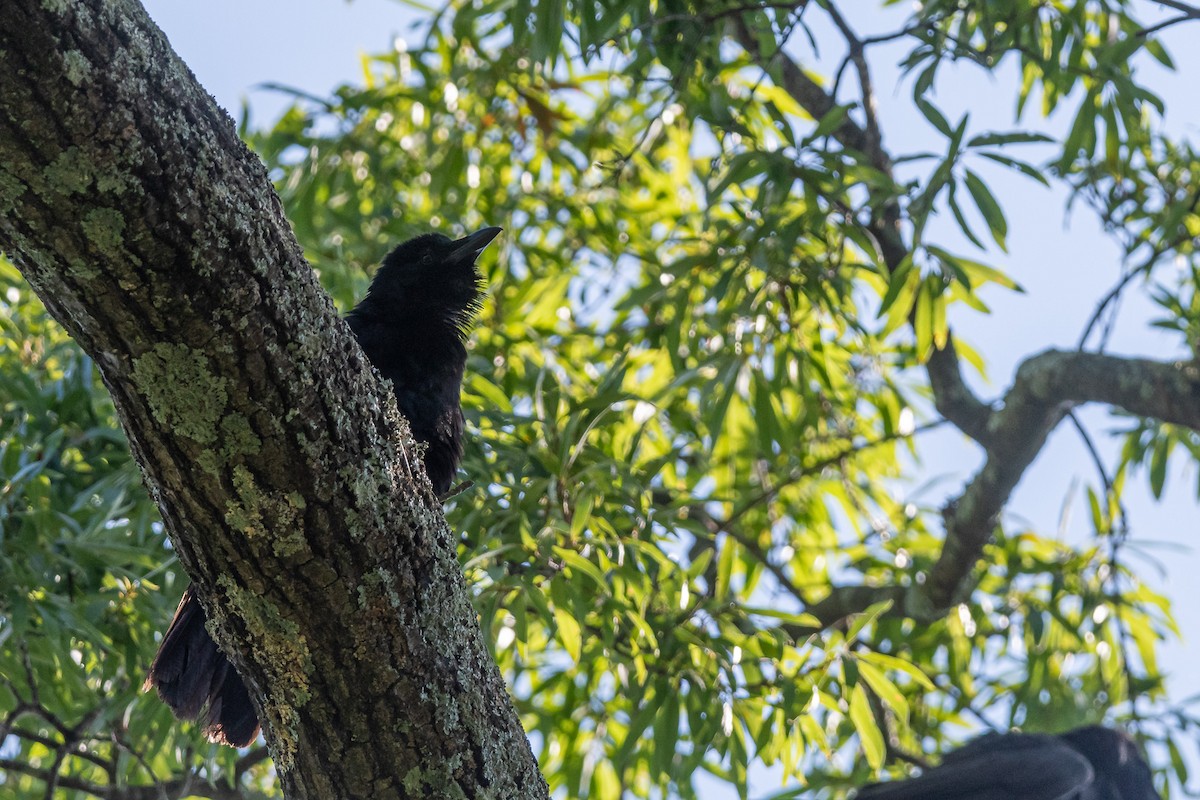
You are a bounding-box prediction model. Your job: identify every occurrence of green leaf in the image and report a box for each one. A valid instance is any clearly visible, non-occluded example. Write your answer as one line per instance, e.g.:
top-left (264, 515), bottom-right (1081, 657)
top-left (927, 245), bottom-right (1022, 292)
top-left (879, 255), bottom-right (915, 316)
top-left (916, 98), bottom-right (952, 137)
top-left (568, 490), bottom-right (595, 539)
top-left (716, 537), bottom-right (736, 600)
top-left (850, 683), bottom-right (885, 770)
top-left (553, 546), bottom-right (608, 589)
top-left (553, 607), bottom-right (582, 662)
top-left (809, 104), bottom-right (852, 140)
top-left (915, 278), bottom-right (934, 359)
top-left (855, 660), bottom-right (909, 722)
top-left (846, 600), bottom-right (894, 643)
top-left (947, 182), bottom-right (985, 250)
top-left (963, 169), bottom-right (1008, 251)
top-left (712, 151), bottom-right (773, 198)
top-left (1149, 434), bottom-right (1172, 498)
top-left (967, 131), bottom-right (1053, 147)
top-left (977, 151), bottom-right (1050, 186)
top-left (653, 686), bottom-right (681, 776)
top-left (857, 652), bottom-right (936, 691)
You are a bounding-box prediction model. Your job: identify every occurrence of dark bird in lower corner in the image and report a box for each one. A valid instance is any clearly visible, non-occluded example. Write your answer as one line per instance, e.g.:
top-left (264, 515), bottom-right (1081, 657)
top-left (855, 725), bottom-right (1160, 800)
top-left (144, 226), bottom-right (502, 746)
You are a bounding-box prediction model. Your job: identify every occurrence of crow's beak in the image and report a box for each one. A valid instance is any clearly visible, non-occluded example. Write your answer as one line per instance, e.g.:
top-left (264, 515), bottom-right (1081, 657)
top-left (448, 226), bottom-right (503, 265)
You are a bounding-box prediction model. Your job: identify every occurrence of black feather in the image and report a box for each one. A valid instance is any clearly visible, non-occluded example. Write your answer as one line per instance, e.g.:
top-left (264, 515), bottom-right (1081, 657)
top-left (345, 226), bottom-right (498, 495)
top-left (855, 726), bottom-right (1159, 800)
top-left (144, 226), bottom-right (500, 746)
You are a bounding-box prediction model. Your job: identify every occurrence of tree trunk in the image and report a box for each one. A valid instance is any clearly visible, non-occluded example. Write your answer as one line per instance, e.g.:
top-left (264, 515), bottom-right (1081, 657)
top-left (0, 2), bottom-right (547, 798)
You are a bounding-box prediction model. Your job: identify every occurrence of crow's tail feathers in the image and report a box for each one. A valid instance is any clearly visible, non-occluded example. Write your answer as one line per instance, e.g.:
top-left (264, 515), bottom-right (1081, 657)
top-left (144, 586), bottom-right (259, 747)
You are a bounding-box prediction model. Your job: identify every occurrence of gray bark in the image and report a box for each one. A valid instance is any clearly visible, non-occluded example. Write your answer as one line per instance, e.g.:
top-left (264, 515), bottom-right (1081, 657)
top-left (0, 1), bottom-right (547, 798)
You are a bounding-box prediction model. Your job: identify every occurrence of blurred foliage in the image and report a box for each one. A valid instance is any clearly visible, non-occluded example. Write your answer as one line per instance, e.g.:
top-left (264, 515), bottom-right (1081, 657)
top-left (4, 0), bottom-right (1200, 798)
top-left (0, 257), bottom-right (268, 796)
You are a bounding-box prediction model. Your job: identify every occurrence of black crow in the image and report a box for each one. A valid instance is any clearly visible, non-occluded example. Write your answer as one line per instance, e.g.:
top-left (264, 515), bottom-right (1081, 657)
top-left (855, 725), bottom-right (1159, 800)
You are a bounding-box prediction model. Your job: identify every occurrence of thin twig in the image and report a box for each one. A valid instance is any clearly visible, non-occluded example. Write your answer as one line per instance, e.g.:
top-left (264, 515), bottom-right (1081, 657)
top-left (439, 479), bottom-right (475, 501)
top-left (724, 418), bottom-right (949, 528)
top-left (1076, 184), bottom-right (1200, 351)
top-left (235, 746), bottom-right (272, 776)
top-left (1138, 11), bottom-right (1199, 37)
top-left (1065, 410), bottom-right (1141, 722)
top-left (825, 2), bottom-right (884, 162)
top-left (1146, 0), bottom-right (1200, 15)
top-left (601, 1), bottom-right (809, 46)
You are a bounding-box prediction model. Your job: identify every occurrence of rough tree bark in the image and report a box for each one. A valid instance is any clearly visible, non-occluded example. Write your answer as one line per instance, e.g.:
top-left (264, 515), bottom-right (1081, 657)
top-left (0, 2), bottom-right (548, 798)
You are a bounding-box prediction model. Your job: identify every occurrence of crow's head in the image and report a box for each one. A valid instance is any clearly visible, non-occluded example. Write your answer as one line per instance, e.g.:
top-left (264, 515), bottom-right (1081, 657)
top-left (368, 226), bottom-right (501, 329)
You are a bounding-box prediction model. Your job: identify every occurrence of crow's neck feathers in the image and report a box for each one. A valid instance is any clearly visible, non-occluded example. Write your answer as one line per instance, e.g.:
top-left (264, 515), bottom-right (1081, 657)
top-left (353, 279), bottom-right (483, 344)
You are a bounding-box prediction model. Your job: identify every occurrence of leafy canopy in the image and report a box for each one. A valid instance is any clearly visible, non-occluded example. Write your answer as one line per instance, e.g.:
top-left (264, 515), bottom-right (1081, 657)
top-left (3, 1), bottom-right (1199, 798)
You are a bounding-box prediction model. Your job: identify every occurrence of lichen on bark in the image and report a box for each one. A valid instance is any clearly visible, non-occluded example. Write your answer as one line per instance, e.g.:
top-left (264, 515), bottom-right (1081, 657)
top-left (132, 343), bottom-right (230, 445)
top-left (0, 1), bottom-right (549, 798)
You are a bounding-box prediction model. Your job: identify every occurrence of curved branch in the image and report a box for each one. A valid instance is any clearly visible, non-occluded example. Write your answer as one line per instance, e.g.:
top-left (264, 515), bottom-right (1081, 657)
top-left (913, 349), bottom-right (1135, 610)
top-left (1140, 1), bottom-right (1200, 36)
top-left (731, 14), bottom-right (877, 162)
top-left (824, 3), bottom-right (884, 162)
top-left (730, 10), bottom-right (994, 451)
top-left (806, 349), bottom-right (1200, 627)
top-left (925, 337), bottom-right (995, 445)
top-left (1014, 349), bottom-right (1200, 428)
top-left (723, 10), bottom-right (1198, 633)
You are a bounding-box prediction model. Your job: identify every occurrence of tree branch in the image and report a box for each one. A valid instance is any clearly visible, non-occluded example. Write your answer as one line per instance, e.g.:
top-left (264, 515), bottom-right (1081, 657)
top-left (730, 9), bottom-right (991, 450)
top-left (1015, 349), bottom-right (1200, 428)
top-left (0, 2), bottom-right (546, 798)
top-left (0, 750), bottom-right (251, 800)
top-left (1077, 184), bottom-right (1200, 351)
top-left (806, 349), bottom-right (1200, 627)
top-left (1141, 1), bottom-right (1200, 36)
top-left (924, 337), bottom-right (996, 445)
top-left (725, 10), bottom-right (1196, 633)
top-left (731, 14), bottom-right (876, 161)
top-left (1150, 0), bottom-right (1200, 13)
top-left (824, 3), bottom-right (884, 164)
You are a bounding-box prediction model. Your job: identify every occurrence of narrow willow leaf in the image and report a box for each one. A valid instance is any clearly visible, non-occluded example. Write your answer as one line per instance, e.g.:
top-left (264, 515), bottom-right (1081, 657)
top-left (850, 684), bottom-right (885, 770)
top-left (963, 169), bottom-right (1008, 251)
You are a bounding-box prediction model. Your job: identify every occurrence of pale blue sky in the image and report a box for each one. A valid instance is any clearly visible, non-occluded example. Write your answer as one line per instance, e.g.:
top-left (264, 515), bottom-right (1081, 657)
top-left (141, 0), bottom-right (1200, 792)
